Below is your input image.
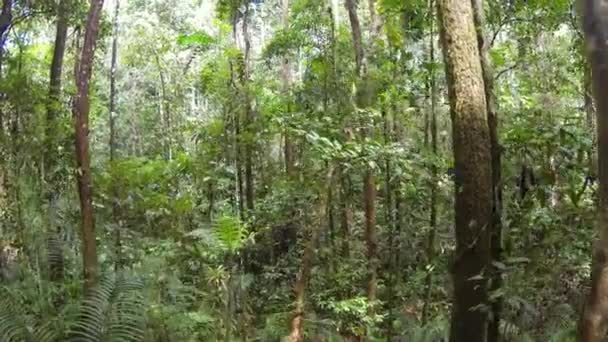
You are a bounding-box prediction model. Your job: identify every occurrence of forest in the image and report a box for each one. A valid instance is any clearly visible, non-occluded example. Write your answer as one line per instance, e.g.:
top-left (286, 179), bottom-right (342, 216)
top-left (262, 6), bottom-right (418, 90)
top-left (2, 0), bottom-right (608, 341)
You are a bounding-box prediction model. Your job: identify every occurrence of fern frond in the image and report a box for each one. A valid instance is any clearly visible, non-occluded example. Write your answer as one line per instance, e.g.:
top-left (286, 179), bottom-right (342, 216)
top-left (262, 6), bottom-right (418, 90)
top-left (66, 275), bottom-right (146, 342)
top-left (0, 286), bottom-right (57, 342)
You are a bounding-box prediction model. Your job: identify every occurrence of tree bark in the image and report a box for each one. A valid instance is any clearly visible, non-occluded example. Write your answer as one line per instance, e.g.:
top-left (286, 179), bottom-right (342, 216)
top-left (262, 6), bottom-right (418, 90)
top-left (73, 0), bottom-right (104, 293)
top-left (437, 1), bottom-right (493, 341)
top-left (470, 1), bottom-right (503, 341)
top-left (579, 1), bottom-right (608, 340)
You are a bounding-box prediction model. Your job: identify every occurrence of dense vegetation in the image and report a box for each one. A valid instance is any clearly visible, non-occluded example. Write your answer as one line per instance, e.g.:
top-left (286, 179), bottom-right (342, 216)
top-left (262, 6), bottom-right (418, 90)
top-left (0, 0), bottom-right (606, 340)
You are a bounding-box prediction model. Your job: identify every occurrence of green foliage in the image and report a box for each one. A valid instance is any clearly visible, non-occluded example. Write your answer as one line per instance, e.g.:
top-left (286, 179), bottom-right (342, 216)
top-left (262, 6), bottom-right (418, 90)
top-left (177, 31), bottom-right (215, 48)
top-left (0, 276), bottom-right (145, 342)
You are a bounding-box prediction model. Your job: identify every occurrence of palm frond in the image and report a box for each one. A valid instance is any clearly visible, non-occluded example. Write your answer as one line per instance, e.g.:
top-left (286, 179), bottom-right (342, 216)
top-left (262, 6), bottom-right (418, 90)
top-left (66, 275), bottom-right (146, 342)
top-left (0, 286), bottom-right (58, 342)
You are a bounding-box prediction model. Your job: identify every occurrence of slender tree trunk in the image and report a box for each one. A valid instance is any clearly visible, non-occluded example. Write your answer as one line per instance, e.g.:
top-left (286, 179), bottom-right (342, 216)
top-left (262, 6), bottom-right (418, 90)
top-left (579, 1), bottom-right (608, 340)
top-left (288, 168), bottom-right (333, 342)
top-left (0, 0), bottom-right (12, 233)
top-left (422, 0), bottom-right (438, 323)
top-left (471, 1), bottom-right (503, 341)
top-left (339, 169), bottom-right (352, 257)
top-left (585, 61), bottom-right (596, 177)
top-left (73, 0), bottom-right (104, 293)
top-left (45, 0), bottom-right (69, 287)
top-left (384, 108), bottom-right (395, 339)
top-left (155, 54), bottom-right (172, 161)
top-left (345, 0), bottom-right (379, 318)
top-left (242, 3), bottom-right (254, 212)
top-left (437, 1), bottom-right (493, 341)
top-left (230, 17), bottom-right (245, 221)
top-left (281, 0), bottom-right (295, 177)
top-left (109, 0), bottom-right (121, 271)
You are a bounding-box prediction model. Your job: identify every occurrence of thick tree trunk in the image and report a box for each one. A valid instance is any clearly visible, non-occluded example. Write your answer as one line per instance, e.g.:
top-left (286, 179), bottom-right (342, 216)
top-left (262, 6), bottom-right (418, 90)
top-left (73, 0), bottom-right (104, 293)
top-left (579, 1), bottom-right (608, 341)
top-left (46, 0), bottom-right (69, 287)
top-left (288, 169), bottom-right (333, 341)
top-left (437, 1), bottom-right (493, 341)
top-left (109, 0), bottom-right (121, 270)
top-left (470, 1), bottom-right (503, 341)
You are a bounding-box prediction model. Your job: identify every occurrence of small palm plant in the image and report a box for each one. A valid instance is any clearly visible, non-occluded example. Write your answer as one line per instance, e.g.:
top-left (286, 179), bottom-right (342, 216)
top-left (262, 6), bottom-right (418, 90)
top-left (0, 274), bottom-right (146, 342)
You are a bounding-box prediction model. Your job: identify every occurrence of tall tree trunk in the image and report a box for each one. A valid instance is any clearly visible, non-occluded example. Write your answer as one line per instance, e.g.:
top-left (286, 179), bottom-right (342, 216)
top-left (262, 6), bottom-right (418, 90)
top-left (109, 0), bottom-right (121, 271)
top-left (73, 0), bottom-right (104, 293)
top-left (242, 3), bottom-right (254, 212)
top-left (384, 108), bottom-right (395, 339)
top-left (345, 0), bottom-right (378, 318)
top-left (422, 0), bottom-right (438, 324)
top-left (288, 168), bottom-right (333, 342)
top-left (579, 1), bottom-right (608, 340)
top-left (155, 54), bottom-right (172, 161)
top-left (339, 170), bottom-right (352, 257)
top-left (45, 0), bottom-right (69, 286)
top-left (471, 1), bottom-right (502, 341)
top-left (437, 1), bottom-right (493, 341)
top-left (281, 0), bottom-right (295, 177)
top-left (0, 0), bottom-right (12, 224)
top-left (230, 17), bottom-right (245, 221)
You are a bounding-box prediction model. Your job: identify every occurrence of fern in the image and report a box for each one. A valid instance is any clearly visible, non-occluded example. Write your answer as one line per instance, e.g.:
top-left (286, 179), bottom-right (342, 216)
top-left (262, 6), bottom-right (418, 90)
top-left (0, 286), bottom-right (58, 342)
top-left (214, 215), bottom-right (248, 252)
top-left (0, 274), bottom-right (146, 342)
top-left (67, 275), bottom-right (146, 342)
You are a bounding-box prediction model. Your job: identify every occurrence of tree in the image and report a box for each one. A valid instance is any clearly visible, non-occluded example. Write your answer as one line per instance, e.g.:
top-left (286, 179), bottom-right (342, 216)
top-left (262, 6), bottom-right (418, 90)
top-left (345, 0), bottom-right (379, 318)
top-left (44, 0), bottom-right (69, 309)
top-left (579, 0), bottom-right (608, 340)
top-left (73, 0), bottom-right (105, 293)
top-left (0, 0), bottom-right (11, 48)
top-left (437, 0), bottom-right (493, 341)
top-left (470, 1), bottom-right (502, 340)
top-left (109, 0), bottom-right (121, 270)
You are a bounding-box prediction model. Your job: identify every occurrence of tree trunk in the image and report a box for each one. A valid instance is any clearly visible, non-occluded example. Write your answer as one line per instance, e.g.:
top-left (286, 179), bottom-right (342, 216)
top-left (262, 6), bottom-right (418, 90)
top-left (45, 0), bottom-right (69, 287)
top-left (73, 0), bottom-right (104, 293)
top-left (345, 0), bottom-right (378, 318)
top-left (242, 3), bottom-right (254, 212)
top-left (155, 54), bottom-right (172, 161)
top-left (470, 1), bottom-right (503, 341)
top-left (288, 168), bottom-right (333, 342)
top-left (0, 0), bottom-right (11, 44)
top-left (109, 0), bottom-right (121, 271)
top-left (281, 0), bottom-right (295, 177)
top-left (437, 1), bottom-right (493, 341)
top-left (339, 169), bottom-right (352, 257)
top-left (579, 1), bottom-right (608, 340)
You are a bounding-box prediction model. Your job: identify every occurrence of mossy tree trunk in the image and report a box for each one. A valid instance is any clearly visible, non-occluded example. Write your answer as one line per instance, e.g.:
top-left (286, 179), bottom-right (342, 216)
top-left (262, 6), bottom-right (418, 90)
top-left (437, 0), bottom-right (493, 341)
top-left (579, 1), bottom-right (608, 340)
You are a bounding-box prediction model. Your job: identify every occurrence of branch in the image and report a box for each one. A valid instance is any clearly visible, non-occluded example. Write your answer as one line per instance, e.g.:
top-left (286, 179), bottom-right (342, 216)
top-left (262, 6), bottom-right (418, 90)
top-left (494, 62), bottom-right (520, 81)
